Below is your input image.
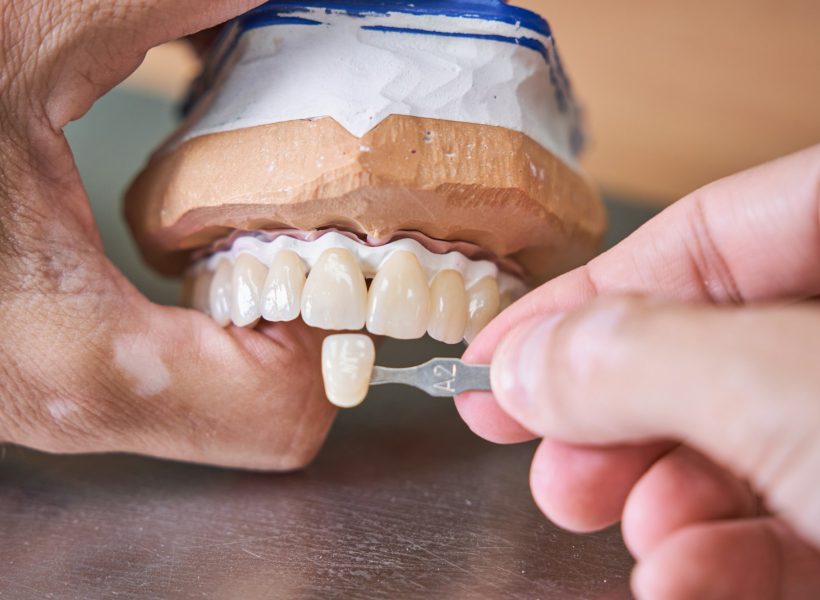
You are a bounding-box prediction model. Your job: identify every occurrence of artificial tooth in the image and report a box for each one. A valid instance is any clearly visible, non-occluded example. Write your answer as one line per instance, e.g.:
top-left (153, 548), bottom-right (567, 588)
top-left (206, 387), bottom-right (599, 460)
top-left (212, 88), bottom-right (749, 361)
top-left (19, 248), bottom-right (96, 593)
top-left (464, 277), bottom-right (501, 343)
top-left (321, 334), bottom-right (375, 408)
top-left (231, 254), bottom-right (268, 327)
top-left (261, 250), bottom-right (307, 322)
top-left (209, 258), bottom-right (233, 327)
top-left (427, 270), bottom-right (468, 344)
top-left (366, 251), bottom-right (431, 339)
top-left (302, 248), bottom-right (368, 330)
top-left (192, 270), bottom-right (214, 314)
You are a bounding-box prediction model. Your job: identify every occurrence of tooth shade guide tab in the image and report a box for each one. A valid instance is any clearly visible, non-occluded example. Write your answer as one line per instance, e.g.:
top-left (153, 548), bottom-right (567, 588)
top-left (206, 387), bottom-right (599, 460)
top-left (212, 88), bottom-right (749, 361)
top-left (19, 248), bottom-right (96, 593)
top-left (322, 334), bottom-right (376, 408)
top-left (196, 231), bottom-right (526, 298)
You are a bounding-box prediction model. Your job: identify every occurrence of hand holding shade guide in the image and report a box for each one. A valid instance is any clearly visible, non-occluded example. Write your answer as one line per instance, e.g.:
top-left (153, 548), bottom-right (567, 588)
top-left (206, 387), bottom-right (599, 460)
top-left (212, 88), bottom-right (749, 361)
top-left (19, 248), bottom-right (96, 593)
top-left (322, 335), bottom-right (491, 408)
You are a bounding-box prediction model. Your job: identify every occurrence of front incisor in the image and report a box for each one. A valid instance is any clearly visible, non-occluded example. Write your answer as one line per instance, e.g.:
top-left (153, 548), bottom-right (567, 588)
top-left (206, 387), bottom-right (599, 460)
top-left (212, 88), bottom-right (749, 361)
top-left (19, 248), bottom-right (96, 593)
top-left (464, 277), bottom-right (501, 343)
top-left (231, 254), bottom-right (268, 327)
top-left (367, 251), bottom-right (431, 339)
top-left (322, 334), bottom-right (376, 408)
top-left (428, 270), bottom-right (469, 344)
top-left (302, 248), bottom-right (368, 330)
top-left (261, 250), bottom-right (307, 322)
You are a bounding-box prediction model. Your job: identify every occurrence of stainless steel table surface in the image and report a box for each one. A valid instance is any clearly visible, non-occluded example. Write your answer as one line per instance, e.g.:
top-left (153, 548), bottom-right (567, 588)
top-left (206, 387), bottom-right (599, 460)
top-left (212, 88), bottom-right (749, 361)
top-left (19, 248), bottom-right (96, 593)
top-left (0, 388), bottom-right (634, 599)
top-left (0, 89), bottom-right (656, 599)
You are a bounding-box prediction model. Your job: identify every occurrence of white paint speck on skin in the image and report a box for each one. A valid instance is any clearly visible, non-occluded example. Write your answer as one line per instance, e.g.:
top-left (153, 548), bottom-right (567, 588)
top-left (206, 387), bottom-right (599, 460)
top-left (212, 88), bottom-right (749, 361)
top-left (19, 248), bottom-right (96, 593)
top-left (114, 336), bottom-right (171, 397)
top-left (47, 399), bottom-right (80, 423)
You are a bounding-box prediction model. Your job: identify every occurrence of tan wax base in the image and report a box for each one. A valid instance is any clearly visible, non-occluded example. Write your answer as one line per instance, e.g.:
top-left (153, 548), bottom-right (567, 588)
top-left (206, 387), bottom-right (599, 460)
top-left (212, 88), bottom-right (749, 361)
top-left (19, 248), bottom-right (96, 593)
top-left (125, 116), bottom-right (605, 285)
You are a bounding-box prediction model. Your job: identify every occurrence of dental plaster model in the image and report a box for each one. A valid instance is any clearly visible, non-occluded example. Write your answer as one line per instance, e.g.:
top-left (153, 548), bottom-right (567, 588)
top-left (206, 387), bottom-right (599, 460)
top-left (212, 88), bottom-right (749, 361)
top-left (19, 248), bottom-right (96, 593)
top-left (125, 1), bottom-right (605, 407)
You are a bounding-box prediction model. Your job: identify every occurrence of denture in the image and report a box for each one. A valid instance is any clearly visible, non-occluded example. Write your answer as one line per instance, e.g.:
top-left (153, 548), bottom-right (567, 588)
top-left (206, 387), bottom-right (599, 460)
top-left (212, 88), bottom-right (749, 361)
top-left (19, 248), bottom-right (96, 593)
top-left (125, 1), bottom-right (605, 404)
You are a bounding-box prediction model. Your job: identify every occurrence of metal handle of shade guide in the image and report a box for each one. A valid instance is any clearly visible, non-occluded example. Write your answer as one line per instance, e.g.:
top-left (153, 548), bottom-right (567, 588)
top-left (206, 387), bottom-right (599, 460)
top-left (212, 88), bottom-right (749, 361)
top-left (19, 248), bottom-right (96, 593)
top-left (370, 358), bottom-right (491, 398)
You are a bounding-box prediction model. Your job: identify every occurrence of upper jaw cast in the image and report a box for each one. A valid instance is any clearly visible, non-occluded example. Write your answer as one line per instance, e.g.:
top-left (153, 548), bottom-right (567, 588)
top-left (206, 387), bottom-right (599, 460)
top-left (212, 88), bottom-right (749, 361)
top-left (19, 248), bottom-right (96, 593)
top-left (185, 232), bottom-right (526, 345)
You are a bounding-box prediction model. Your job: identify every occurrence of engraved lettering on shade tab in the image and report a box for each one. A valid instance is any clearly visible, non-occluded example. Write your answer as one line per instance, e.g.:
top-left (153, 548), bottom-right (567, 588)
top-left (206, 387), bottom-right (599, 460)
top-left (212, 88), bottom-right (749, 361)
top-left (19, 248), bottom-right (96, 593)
top-left (432, 363), bottom-right (458, 393)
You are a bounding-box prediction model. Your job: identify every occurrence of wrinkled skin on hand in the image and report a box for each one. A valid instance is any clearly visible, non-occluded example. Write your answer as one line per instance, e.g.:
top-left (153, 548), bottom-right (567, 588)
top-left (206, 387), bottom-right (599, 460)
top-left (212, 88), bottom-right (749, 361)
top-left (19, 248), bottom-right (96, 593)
top-left (458, 146), bottom-right (820, 599)
top-left (0, 0), bottom-right (337, 470)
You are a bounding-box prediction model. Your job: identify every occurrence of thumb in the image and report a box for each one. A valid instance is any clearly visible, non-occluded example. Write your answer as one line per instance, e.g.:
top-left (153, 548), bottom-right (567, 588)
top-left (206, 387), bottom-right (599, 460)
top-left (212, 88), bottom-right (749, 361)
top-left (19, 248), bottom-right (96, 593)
top-left (490, 296), bottom-right (820, 545)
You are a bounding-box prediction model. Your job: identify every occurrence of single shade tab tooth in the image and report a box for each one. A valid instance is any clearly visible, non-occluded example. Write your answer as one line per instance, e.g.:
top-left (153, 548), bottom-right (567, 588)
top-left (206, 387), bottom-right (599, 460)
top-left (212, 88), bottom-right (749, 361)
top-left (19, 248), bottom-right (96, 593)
top-left (427, 269), bottom-right (469, 344)
top-left (209, 259), bottom-right (234, 327)
top-left (366, 251), bottom-right (431, 340)
top-left (464, 277), bottom-right (501, 344)
top-left (192, 270), bottom-right (214, 315)
top-left (231, 254), bottom-right (268, 327)
top-left (301, 248), bottom-right (368, 331)
top-left (322, 334), bottom-right (375, 408)
top-left (261, 250), bottom-right (307, 322)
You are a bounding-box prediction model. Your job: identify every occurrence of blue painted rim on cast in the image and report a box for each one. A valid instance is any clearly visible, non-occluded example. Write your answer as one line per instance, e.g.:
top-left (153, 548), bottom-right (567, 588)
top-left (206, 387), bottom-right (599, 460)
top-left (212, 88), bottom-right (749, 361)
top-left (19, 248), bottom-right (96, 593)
top-left (230, 0), bottom-right (574, 111)
top-left (239, 1), bottom-right (552, 38)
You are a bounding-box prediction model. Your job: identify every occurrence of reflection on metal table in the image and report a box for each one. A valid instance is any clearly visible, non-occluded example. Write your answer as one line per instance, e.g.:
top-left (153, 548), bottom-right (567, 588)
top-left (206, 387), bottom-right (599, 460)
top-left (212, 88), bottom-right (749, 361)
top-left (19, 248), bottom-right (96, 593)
top-left (0, 377), bottom-right (634, 599)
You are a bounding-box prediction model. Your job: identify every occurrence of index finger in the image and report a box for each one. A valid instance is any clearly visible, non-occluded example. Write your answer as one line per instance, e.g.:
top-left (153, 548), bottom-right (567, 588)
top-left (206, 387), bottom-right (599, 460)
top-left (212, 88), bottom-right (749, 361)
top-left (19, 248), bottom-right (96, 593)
top-left (458, 144), bottom-right (820, 441)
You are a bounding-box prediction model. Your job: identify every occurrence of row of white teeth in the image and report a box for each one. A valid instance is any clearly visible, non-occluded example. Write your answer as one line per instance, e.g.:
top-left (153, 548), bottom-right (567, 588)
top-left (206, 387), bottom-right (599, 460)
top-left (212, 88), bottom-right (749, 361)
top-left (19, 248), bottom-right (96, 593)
top-left (183, 242), bottom-right (521, 344)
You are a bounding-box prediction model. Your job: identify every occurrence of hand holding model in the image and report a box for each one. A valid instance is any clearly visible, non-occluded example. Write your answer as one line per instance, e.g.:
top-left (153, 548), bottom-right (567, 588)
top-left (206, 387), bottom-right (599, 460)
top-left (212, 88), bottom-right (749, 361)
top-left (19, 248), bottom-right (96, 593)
top-left (0, 1), bottom-right (341, 470)
top-left (459, 145), bottom-right (820, 598)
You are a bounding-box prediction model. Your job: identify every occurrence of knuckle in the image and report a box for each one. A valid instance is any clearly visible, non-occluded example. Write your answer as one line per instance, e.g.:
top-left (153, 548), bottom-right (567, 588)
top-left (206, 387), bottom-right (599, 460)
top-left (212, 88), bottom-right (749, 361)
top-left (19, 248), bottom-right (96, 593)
top-left (682, 192), bottom-right (743, 303)
top-left (552, 295), bottom-right (648, 392)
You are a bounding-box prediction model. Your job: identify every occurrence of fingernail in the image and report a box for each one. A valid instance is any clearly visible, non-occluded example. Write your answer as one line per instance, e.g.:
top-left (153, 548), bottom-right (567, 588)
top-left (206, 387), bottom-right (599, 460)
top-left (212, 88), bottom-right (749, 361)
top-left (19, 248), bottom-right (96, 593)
top-left (491, 313), bottom-right (566, 420)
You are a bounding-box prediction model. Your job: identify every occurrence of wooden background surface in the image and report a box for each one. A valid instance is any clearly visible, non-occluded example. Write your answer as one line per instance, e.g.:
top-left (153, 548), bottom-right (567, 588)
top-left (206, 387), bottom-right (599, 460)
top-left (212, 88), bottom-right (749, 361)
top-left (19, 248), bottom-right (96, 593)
top-left (124, 2), bottom-right (820, 206)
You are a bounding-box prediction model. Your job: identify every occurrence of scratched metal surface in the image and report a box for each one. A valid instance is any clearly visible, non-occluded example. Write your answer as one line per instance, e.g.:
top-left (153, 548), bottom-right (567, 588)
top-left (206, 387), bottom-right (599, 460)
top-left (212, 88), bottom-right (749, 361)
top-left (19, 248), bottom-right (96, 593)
top-left (0, 390), bottom-right (633, 600)
top-left (0, 89), bottom-right (656, 599)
